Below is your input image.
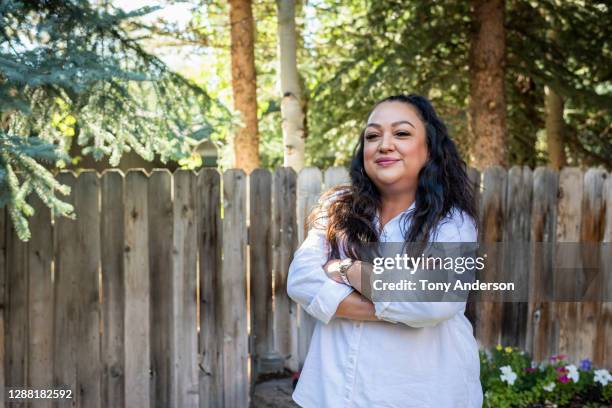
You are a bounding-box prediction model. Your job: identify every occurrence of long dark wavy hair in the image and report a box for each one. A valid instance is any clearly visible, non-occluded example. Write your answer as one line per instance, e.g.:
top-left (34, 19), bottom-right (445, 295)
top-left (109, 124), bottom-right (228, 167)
top-left (309, 94), bottom-right (478, 260)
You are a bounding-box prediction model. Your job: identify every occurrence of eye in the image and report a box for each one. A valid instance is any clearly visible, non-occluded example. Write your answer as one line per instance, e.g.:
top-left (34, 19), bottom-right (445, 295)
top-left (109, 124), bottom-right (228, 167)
top-left (396, 132), bottom-right (411, 137)
top-left (365, 133), bottom-right (379, 140)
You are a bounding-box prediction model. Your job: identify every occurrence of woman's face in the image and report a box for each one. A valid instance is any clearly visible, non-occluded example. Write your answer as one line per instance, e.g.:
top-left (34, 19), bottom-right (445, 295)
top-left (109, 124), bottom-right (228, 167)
top-left (363, 101), bottom-right (429, 195)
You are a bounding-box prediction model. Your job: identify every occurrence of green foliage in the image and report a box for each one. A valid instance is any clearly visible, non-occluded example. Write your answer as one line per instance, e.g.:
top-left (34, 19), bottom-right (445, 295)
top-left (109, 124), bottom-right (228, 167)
top-left (0, 0), bottom-right (234, 240)
top-left (481, 345), bottom-right (612, 407)
top-left (303, 0), bottom-right (611, 168)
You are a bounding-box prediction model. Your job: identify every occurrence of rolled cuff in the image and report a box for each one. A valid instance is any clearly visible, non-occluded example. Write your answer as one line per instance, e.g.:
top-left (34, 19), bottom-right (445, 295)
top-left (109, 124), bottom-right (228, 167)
top-left (305, 279), bottom-right (354, 324)
top-left (374, 301), bottom-right (398, 324)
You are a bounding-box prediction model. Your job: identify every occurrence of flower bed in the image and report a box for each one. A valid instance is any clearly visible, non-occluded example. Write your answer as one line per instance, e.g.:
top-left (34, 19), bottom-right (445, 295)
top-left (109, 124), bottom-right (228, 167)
top-left (481, 345), bottom-right (612, 407)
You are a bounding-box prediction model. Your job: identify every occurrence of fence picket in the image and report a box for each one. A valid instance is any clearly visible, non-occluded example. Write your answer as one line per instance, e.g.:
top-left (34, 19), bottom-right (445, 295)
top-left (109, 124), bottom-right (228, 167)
top-left (579, 169), bottom-right (607, 365)
top-left (124, 170), bottom-right (151, 408)
top-left (197, 169), bottom-right (223, 408)
top-left (555, 168), bottom-right (583, 362)
top-left (53, 171), bottom-right (78, 408)
top-left (296, 168), bottom-right (322, 367)
top-left (0, 207), bottom-right (5, 408)
top-left (475, 165), bottom-right (506, 348)
top-left (602, 172), bottom-right (612, 368)
top-left (501, 166), bottom-right (532, 349)
top-left (221, 169), bottom-right (249, 408)
top-left (527, 167), bottom-right (558, 362)
top-left (100, 170), bottom-right (125, 408)
top-left (172, 170), bottom-right (199, 408)
top-left (249, 169), bottom-right (282, 378)
top-left (26, 192), bottom-right (54, 408)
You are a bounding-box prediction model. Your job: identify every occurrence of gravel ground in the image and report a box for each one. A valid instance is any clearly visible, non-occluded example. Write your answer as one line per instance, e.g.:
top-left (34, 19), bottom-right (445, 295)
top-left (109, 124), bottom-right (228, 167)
top-left (250, 377), bottom-right (300, 408)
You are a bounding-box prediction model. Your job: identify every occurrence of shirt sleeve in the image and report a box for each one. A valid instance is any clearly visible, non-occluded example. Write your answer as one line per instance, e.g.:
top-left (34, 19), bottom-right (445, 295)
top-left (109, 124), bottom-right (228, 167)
top-left (373, 209), bottom-right (477, 328)
top-left (286, 189), bottom-right (354, 324)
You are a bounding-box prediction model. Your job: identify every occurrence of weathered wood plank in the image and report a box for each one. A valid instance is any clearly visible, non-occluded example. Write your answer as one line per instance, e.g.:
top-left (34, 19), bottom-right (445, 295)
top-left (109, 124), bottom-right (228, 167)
top-left (323, 166), bottom-right (349, 190)
top-left (554, 167), bottom-right (583, 362)
top-left (296, 168), bottom-right (322, 367)
top-left (197, 169), bottom-right (223, 408)
top-left (0, 207), bottom-right (5, 408)
top-left (171, 170), bottom-right (199, 408)
top-left (272, 168), bottom-right (298, 372)
top-left (465, 167), bottom-right (481, 329)
top-left (124, 170), bottom-right (151, 408)
top-left (74, 171), bottom-right (102, 408)
top-left (527, 167), bottom-right (558, 362)
top-left (221, 169), bottom-right (249, 408)
top-left (249, 169), bottom-right (281, 378)
top-left (27, 192), bottom-right (54, 408)
top-left (602, 172), bottom-right (612, 368)
top-left (501, 166), bottom-right (532, 349)
top-left (578, 168), bottom-right (606, 365)
top-left (148, 169), bottom-right (173, 408)
top-left (475, 165), bottom-right (506, 349)
top-left (6, 214), bottom-right (28, 398)
top-left (100, 170), bottom-right (125, 408)
top-left (53, 171), bottom-right (78, 408)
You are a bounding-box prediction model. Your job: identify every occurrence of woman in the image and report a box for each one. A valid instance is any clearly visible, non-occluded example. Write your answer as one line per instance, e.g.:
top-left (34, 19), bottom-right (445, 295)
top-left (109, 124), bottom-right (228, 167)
top-left (287, 94), bottom-right (482, 407)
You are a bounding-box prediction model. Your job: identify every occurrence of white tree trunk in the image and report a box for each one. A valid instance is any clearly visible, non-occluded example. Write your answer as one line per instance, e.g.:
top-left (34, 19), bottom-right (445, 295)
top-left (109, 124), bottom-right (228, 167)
top-left (277, 0), bottom-right (305, 171)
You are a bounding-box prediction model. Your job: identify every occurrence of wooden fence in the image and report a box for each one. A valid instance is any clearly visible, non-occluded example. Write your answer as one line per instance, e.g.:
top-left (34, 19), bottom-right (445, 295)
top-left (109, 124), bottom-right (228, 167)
top-left (0, 165), bottom-right (610, 407)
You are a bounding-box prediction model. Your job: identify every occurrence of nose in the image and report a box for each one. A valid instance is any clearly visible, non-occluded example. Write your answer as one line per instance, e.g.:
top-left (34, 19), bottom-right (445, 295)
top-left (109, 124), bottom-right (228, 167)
top-left (378, 131), bottom-right (395, 152)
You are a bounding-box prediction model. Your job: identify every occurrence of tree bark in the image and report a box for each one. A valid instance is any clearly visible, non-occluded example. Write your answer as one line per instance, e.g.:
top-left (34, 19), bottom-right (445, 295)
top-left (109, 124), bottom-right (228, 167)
top-left (229, 0), bottom-right (260, 173)
top-left (277, 0), bottom-right (306, 171)
top-left (544, 86), bottom-right (566, 169)
top-left (468, 0), bottom-right (508, 170)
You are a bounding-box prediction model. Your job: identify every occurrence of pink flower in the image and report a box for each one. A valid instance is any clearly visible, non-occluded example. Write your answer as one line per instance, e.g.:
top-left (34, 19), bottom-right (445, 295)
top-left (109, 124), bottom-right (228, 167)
top-left (558, 375), bottom-right (570, 383)
top-left (556, 367), bottom-right (568, 373)
top-left (549, 354), bottom-right (567, 363)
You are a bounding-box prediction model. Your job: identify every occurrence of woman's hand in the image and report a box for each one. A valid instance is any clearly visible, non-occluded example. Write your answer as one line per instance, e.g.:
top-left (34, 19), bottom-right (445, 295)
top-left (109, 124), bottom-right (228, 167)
top-left (323, 259), bottom-right (366, 290)
top-left (322, 259), bottom-right (347, 284)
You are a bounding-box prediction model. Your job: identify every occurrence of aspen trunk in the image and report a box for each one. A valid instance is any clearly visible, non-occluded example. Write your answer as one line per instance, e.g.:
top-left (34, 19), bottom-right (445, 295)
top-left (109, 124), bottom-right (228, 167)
top-left (277, 0), bottom-right (305, 171)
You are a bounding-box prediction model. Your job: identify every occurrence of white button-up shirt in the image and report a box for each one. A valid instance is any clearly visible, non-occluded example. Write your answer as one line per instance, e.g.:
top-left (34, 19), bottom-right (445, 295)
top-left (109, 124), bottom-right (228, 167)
top-left (287, 196), bottom-right (483, 408)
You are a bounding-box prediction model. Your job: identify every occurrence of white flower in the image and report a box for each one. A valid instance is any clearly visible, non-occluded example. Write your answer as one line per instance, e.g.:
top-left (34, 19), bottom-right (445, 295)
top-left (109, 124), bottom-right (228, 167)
top-left (566, 364), bottom-right (580, 383)
top-left (594, 369), bottom-right (612, 386)
top-left (500, 365), bottom-right (517, 386)
top-left (543, 382), bottom-right (556, 392)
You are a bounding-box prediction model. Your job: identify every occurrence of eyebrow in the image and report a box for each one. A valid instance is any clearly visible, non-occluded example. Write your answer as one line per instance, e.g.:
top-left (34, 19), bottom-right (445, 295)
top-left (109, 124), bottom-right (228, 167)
top-left (366, 120), bottom-right (416, 130)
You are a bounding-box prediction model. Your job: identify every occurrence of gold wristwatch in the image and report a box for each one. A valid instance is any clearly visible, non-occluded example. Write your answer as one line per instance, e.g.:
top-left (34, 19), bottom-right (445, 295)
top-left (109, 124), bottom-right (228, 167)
top-left (338, 258), bottom-right (354, 286)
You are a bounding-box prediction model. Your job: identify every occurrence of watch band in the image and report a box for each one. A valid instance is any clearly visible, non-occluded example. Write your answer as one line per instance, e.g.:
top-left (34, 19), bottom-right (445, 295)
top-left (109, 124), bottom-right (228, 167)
top-left (338, 259), bottom-right (354, 286)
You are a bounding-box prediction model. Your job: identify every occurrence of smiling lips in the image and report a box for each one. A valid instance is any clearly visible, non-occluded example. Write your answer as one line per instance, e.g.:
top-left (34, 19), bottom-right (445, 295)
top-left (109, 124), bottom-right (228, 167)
top-left (375, 157), bottom-right (400, 167)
